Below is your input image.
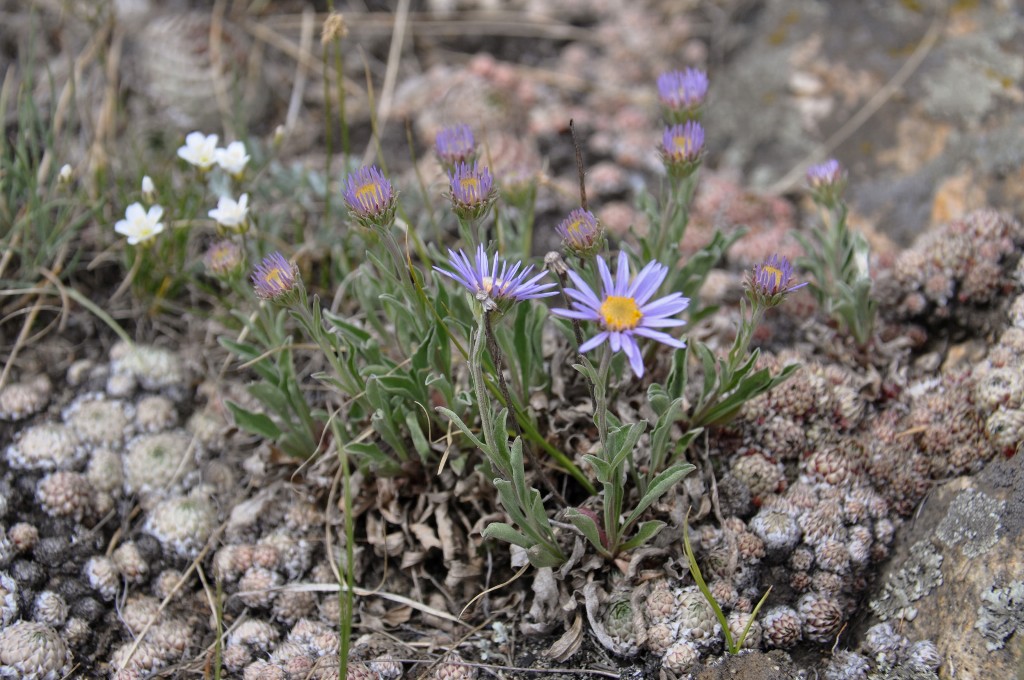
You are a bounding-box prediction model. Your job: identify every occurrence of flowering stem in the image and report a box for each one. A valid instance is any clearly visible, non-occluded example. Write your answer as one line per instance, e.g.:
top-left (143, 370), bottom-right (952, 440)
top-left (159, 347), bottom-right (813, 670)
top-left (484, 311), bottom-right (566, 506)
top-left (591, 346), bottom-right (622, 551)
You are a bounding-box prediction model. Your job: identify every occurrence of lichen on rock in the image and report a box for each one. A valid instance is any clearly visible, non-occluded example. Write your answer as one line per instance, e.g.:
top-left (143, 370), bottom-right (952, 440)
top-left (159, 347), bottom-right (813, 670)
top-left (869, 540), bottom-right (943, 622)
top-left (935, 488), bottom-right (1005, 558)
top-left (975, 580), bottom-right (1024, 651)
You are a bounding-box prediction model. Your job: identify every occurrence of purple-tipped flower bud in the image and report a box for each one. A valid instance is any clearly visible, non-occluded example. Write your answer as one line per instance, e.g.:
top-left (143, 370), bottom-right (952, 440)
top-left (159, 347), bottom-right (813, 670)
top-left (657, 68), bottom-right (708, 123)
top-left (806, 159), bottom-right (846, 208)
top-left (556, 208), bottom-right (604, 258)
top-left (435, 124), bottom-right (476, 170)
top-left (447, 161), bottom-right (496, 223)
top-left (343, 165), bottom-right (397, 229)
top-left (661, 121), bottom-right (705, 179)
top-left (251, 252), bottom-right (301, 304)
top-left (204, 240), bottom-right (244, 278)
top-left (747, 254), bottom-right (807, 308)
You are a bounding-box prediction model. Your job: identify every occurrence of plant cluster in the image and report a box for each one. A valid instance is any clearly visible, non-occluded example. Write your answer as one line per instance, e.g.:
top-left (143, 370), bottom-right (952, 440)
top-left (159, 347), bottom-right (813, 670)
top-left (96, 52), bottom-right (882, 671)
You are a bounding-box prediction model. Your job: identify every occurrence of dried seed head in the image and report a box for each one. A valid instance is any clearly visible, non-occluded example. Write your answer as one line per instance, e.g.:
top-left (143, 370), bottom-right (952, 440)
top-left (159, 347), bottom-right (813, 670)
top-left (112, 542), bottom-right (150, 584)
top-left (123, 431), bottom-right (195, 497)
top-left (31, 590), bottom-right (69, 627)
top-left (762, 606), bottom-right (802, 649)
top-left (750, 510), bottom-right (801, 558)
top-left (84, 556), bottom-right (120, 600)
top-left (369, 654), bottom-right (403, 680)
top-left (661, 639), bottom-right (699, 674)
top-left (798, 592), bottom-right (844, 644)
top-left (120, 595), bottom-right (162, 635)
top-left (731, 450), bottom-right (785, 499)
top-left (431, 651), bottom-right (477, 680)
top-left (7, 523), bottom-right (39, 554)
top-left (0, 571), bottom-right (19, 627)
top-left (0, 621), bottom-right (72, 678)
top-left (5, 423), bottom-right (83, 471)
top-left (110, 342), bottom-right (186, 393)
top-left (237, 567), bottom-right (282, 608)
top-left (145, 494), bottom-right (216, 558)
top-left (823, 650), bottom-right (870, 680)
top-left (228, 618), bottom-right (279, 653)
top-left (0, 375), bottom-right (51, 421)
top-left (36, 471), bottom-right (93, 521)
top-left (63, 394), bottom-right (133, 447)
top-left (135, 395), bottom-right (178, 432)
top-left (727, 611), bottom-right (762, 649)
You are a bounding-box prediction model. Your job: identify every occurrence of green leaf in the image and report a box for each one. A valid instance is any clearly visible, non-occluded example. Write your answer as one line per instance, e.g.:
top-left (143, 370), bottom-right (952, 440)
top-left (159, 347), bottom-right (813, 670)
top-left (565, 508), bottom-right (608, 556)
top-left (435, 407), bottom-right (486, 450)
top-left (526, 544), bottom-right (565, 568)
top-left (624, 463), bottom-right (694, 528)
top-left (482, 522), bottom-right (532, 550)
top-left (226, 401), bottom-right (281, 440)
top-left (405, 411), bottom-right (432, 463)
top-left (246, 382), bottom-right (293, 421)
top-left (696, 342), bottom-right (717, 400)
top-left (619, 520), bottom-right (666, 553)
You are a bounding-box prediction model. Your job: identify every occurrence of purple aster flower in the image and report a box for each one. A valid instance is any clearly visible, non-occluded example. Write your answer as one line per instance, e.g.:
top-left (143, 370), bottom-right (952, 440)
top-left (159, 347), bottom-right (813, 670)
top-left (748, 254), bottom-right (807, 308)
top-left (435, 124), bottom-right (476, 169)
top-left (447, 161), bottom-right (496, 223)
top-left (251, 251), bottom-right (300, 302)
top-left (806, 159), bottom-right (843, 188)
top-left (661, 121), bottom-right (705, 178)
top-left (552, 251), bottom-right (689, 378)
top-left (343, 165), bottom-right (397, 228)
top-left (434, 244), bottom-right (556, 307)
top-left (657, 68), bottom-right (708, 121)
top-left (806, 159), bottom-right (846, 207)
top-left (556, 208), bottom-right (604, 258)
top-left (204, 239), bottom-right (244, 277)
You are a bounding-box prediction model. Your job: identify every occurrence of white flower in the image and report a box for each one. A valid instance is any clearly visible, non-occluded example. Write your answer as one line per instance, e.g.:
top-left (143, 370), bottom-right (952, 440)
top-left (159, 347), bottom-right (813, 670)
top-left (214, 141), bottom-right (250, 176)
top-left (177, 132), bottom-right (218, 170)
top-left (141, 175), bottom-right (155, 199)
top-left (58, 164), bottom-right (73, 183)
top-left (208, 193), bottom-right (249, 230)
top-left (115, 203), bottom-right (165, 245)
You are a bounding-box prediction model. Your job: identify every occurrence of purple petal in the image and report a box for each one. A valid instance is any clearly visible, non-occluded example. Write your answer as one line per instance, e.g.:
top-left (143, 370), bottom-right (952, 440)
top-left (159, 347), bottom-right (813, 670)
top-left (630, 262), bottom-right (669, 305)
top-left (622, 336), bottom-right (645, 378)
top-left (596, 255), bottom-right (614, 297)
top-left (579, 332), bottom-right (609, 353)
top-left (609, 331), bottom-right (622, 353)
top-left (634, 327), bottom-right (686, 348)
top-left (551, 307), bottom-right (599, 321)
top-left (614, 251), bottom-right (631, 296)
top-left (565, 270), bottom-right (602, 309)
top-left (640, 294), bottom-right (690, 318)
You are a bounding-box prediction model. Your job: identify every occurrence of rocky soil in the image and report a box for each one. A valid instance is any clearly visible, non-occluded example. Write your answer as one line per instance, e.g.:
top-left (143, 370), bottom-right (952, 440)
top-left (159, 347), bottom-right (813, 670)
top-left (1, 1), bottom-right (1023, 679)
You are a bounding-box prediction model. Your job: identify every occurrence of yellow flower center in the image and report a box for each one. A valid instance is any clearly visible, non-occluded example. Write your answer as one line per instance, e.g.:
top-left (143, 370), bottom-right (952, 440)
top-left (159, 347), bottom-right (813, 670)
top-left (480, 276), bottom-right (507, 296)
top-left (671, 135), bottom-right (696, 157)
top-left (263, 267), bottom-right (288, 289)
top-left (356, 182), bottom-right (383, 202)
top-left (762, 265), bottom-right (783, 289)
top-left (600, 295), bottom-right (642, 331)
top-left (459, 177), bottom-right (481, 199)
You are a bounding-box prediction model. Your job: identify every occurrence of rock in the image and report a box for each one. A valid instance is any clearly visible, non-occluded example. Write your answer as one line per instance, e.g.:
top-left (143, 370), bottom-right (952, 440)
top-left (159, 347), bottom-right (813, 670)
top-left (862, 452), bottom-right (1024, 677)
